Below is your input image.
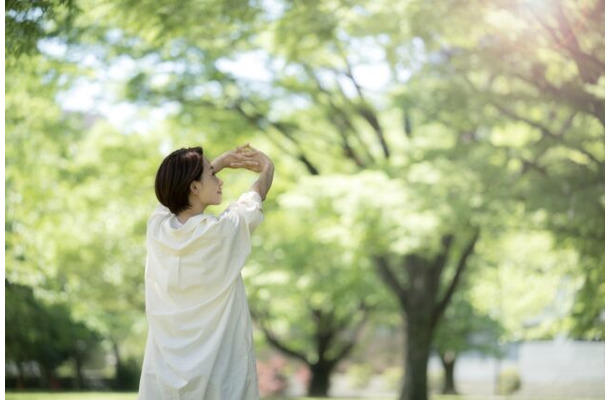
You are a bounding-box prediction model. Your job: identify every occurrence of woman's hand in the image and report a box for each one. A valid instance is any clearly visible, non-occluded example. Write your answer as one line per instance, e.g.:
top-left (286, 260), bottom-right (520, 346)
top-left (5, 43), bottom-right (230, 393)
top-left (210, 146), bottom-right (260, 172)
top-left (234, 144), bottom-right (273, 173)
top-left (237, 144), bottom-right (274, 200)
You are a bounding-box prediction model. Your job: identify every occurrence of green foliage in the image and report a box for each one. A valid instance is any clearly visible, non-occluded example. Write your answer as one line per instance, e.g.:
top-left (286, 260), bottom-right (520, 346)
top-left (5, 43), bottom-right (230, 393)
top-left (5, 280), bottom-right (99, 372)
top-left (247, 174), bottom-right (391, 365)
top-left (5, 39), bottom-right (157, 376)
top-left (6, 0), bottom-right (77, 57)
top-left (406, 0), bottom-right (604, 339)
top-left (471, 231), bottom-right (581, 342)
top-left (113, 358), bottom-right (141, 391)
top-left (5, 0), bottom-right (604, 395)
top-left (433, 287), bottom-right (503, 357)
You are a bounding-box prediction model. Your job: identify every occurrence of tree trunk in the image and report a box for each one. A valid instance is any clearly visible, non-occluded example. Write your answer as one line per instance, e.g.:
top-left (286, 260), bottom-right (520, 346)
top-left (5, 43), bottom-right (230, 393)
top-left (39, 365), bottom-right (50, 389)
top-left (375, 233), bottom-right (479, 400)
top-left (112, 341), bottom-right (122, 389)
top-left (441, 351), bottom-right (458, 394)
top-left (307, 362), bottom-right (332, 397)
top-left (256, 305), bottom-right (368, 399)
top-left (399, 314), bottom-right (432, 400)
top-left (74, 353), bottom-right (84, 389)
top-left (16, 362), bottom-right (25, 389)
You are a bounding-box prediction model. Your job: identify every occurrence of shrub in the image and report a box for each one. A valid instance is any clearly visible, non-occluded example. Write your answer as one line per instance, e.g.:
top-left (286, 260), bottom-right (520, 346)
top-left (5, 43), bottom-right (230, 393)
top-left (256, 357), bottom-right (288, 397)
top-left (498, 367), bottom-right (521, 395)
top-left (114, 358), bottom-right (141, 391)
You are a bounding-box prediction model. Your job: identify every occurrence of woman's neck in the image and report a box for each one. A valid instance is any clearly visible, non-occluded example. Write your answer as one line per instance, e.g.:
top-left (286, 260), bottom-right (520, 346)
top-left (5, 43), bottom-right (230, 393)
top-left (177, 204), bottom-right (206, 224)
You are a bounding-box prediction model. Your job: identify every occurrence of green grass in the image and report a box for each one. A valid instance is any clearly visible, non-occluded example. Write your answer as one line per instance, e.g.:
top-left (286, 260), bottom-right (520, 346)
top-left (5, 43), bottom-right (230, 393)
top-left (5, 394), bottom-right (138, 400)
top-left (3, 395), bottom-right (603, 400)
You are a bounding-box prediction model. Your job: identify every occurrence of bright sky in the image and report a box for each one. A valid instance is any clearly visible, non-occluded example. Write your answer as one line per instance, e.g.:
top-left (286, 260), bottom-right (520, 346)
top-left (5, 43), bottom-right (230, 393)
top-left (41, 32), bottom-right (396, 135)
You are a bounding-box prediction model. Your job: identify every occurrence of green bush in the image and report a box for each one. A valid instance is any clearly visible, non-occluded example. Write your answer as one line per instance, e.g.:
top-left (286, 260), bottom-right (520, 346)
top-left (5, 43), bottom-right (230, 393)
top-left (114, 358), bottom-right (141, 391)
top-left (498, 367), bottom-right (521, 395)
top-left (346, 364), bottom-right (374, 389)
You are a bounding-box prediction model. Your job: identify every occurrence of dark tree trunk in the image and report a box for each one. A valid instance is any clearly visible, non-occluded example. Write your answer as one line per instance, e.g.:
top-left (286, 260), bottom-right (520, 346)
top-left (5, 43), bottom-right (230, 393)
top-left (376, 232), bottom-right (479, 400)
top-left (399, 314), bottom-right (433, 400)
top-left (307, 361), bottom-right (333, 397)
top-left (74, 353), bottom-right (84, 389)
top-left (16, 363), bottom-right (25, 389)
top-left (441, 351), bottom-right (458, 394)
top-left (112, 341), bottom-right (122, 389)
top-left (41, 366), bottom-right (60, 390)
top-left (255, 303), bottom-right (369, 399)
top-left (40, 365), bottom-right (50, 389)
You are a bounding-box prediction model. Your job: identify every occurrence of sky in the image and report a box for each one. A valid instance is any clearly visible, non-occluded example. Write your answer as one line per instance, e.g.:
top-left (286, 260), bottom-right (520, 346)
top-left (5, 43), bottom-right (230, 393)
top-left (40, 34), bottom-right (395, 136)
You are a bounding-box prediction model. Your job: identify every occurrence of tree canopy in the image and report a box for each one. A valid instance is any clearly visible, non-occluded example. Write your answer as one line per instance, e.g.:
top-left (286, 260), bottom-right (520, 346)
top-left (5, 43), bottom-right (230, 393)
top-left (5, 0), bottom-right (604, 397)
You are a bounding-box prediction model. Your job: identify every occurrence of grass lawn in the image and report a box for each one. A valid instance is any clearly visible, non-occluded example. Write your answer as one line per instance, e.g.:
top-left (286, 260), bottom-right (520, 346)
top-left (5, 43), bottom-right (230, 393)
top-left (5, 394), bottom-right (138, 400)
top-left (3, 394), bottom-right (603, 400)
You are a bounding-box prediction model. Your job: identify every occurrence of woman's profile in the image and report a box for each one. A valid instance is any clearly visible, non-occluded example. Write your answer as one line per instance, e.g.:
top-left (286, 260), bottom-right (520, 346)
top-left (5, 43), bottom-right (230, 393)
top-left (137, 144), bottom-right (274, 400)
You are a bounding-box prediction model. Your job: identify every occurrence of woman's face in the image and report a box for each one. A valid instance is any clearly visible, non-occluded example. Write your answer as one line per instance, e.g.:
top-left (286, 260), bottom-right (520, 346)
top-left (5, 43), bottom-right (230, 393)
top-left (193, 158), bottom-right (223, 207)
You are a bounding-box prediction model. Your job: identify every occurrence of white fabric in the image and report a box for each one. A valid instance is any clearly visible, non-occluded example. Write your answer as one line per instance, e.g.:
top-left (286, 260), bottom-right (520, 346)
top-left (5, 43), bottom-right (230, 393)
top-left (138, 191), bottom-right (264, 400)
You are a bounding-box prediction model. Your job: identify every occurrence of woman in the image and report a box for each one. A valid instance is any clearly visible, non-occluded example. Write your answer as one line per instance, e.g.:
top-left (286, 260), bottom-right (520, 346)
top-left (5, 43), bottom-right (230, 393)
top-left (138, 144), bottom-right (274, 400)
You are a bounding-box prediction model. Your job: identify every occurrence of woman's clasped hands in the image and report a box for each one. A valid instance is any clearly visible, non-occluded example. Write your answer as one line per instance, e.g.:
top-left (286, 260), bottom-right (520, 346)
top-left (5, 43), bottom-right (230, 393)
top-left (212, 144), bottom-right (272, 173)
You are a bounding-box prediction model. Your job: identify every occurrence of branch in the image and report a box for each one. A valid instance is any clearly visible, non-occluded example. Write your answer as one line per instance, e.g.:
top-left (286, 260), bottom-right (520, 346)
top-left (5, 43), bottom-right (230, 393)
top-left (267, 120), bottom-right (321, 175)
top-left (257, 322), bottom-right (310, 365)
top-left (554, 2), bottom-right (604, 84)
top-left (231, 101), bottom-right (321, 175)
top-left (355, 103), bottom-right (391, 159)
top-left (433, 235), bottom-right (454, 273)
top-left (432, 229), bottom-right (480, 328)
top-left (485, 97), bottom-right (603, 169)
top-left (517, 71), bottom-right (604, 126)
top-left (332, 76), bottom-right (378, 165)
top-left (430, 235), bottom-right (454, 294)
top-left (373, 255), bottom-right (408, 309)
top-left (342, 60), bottom-right (390, 159)
top-left (519, 156), bottom-right (549, 177)
top-left (250, 306), bottom-right (310, 364)
top-left (306, 67), bottom-right (375, 168)
top-left (327, 112), bottom-right (367, 168)
top-left (311, 308), bottom-right (336, 362)
top-left (329, 306), bottom-right (369, 367)
top-left (344, 62), bottom-right (365, 99)
top-left (525, 3), bottom-right (604, 83)
top-left (177, 95), bottom-right (306, 169)
top-left (297, 154), bottom-right (320, 175)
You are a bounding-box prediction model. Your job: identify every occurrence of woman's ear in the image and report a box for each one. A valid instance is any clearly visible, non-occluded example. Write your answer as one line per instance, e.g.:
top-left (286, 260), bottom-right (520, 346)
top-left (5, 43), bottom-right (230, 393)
top-left (190, 181), bottom-right (199, 194)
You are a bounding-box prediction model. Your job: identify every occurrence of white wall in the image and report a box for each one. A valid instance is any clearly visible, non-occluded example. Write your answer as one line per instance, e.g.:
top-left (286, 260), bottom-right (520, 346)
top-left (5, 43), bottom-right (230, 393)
top-left (428, 340), bottom-right (605, 397)
top-left (518, 340), bottom-right (605, 383)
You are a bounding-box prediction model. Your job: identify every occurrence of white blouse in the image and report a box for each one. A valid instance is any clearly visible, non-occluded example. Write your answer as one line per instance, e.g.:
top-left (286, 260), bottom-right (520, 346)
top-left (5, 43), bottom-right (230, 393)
top-left (138, 191), bottom-right (263, 400)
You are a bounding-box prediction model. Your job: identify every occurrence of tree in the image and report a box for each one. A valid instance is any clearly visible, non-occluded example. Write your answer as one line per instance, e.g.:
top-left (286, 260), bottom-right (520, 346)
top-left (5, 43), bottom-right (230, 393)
top-left (471, 231), bottom-right (582, 343)
top-left (246, 175), bottom-right (391, 396)
top-left (432, 284), bottom-right (502, 394)
top-left (6, 0), bottom-right (77, 57)
top-left (7, 1), bottom-right (603, 399)
top-left (80, 3), bottom-right (493, 397)
top-left (5, 22), bottom-right (159, 387)
top-left (404, 0), bottom-right (604, 339)
top-left (5, 280), bottom-right (99, 389)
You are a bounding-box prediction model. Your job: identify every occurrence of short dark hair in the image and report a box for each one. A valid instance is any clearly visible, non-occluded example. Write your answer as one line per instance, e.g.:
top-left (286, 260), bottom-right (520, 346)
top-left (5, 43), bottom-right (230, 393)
top-left (155, 147), bottom-right (205, 214)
